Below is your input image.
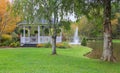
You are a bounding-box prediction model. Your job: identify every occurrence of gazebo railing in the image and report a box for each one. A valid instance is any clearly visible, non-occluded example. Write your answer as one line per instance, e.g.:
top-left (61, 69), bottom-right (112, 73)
top-left (20, 36), bottom-right (62, 44)
top-left (56, 36), bottom-right (62, 43)
top-left (40, 36), bottom-right (51, 43)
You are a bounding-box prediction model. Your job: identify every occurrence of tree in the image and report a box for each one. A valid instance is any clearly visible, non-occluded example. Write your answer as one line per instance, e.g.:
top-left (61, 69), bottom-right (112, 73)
top-left (75, 16), bottom-right (100, 38)
top-left (12, 0), bottom-right (70, 55)
top-left (0, 0), bottom-right (19, 42)
top-left (100, 0), bottom-right (116, 62)
top-left (62, 0), bottom-right (119, 62)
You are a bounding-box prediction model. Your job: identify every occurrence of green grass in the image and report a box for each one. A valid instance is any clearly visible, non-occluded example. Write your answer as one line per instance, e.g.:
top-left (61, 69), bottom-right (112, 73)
top-left (0, 46), bottom-right (120, 73)
top-left (113, 39), bottom-right (120, 43)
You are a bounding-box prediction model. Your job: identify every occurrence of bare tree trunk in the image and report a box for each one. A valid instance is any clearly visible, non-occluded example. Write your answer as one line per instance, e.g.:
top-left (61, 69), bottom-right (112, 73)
top-left (52, 29), bottom-right (57, 55)
top-left (101, 0), bottom-right (116, 62)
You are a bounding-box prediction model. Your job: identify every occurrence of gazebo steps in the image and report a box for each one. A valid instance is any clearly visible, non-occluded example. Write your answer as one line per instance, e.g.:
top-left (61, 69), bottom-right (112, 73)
top-left (22, 44), bottom-right (37, 47)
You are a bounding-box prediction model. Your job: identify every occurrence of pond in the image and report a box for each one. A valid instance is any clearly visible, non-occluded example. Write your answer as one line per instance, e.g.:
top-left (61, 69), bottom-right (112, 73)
top-left (87, 41), bottom-right (120, 61)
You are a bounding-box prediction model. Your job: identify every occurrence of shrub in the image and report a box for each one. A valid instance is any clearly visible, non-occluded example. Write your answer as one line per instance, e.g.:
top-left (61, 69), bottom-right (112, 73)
top-left (81, 37), bottom-right (87, 46)
top-left (37, 44), bottom-right (44, 47)
top-left (1, 34), bottom-right (12, 41)
top-left (56, 42), bottom-right (70, 48)
top-left (11, 32), bottom-right (19, 42)
top-left (1, 40), bottom-right (12, 46)
top-left (37, 42), bottom-right (70, 48)
top-left (16, 41), bottom-right (20, 47)
top-left (44, 43), bottom-right (52, 48)
top-left (37, 43), bottom-right (52, 48)
top-left (9, 42), bottom-right (20, 47)
top-left (9, 42), bottom-right (17, 47)
top-left (0, 34), bottom-right (20, 47)
top-left (56, 43), bottom-right (65, 48)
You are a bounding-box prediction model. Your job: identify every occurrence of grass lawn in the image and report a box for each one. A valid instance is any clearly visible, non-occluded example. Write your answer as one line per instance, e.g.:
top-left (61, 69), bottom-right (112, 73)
top-left (113, 39), bottom-right (120, 43)
top-left (0, 46), bottom-right (120, 73)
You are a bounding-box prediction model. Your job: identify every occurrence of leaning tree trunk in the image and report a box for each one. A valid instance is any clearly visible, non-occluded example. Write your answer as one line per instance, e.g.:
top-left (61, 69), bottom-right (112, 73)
top-left (101, 0), bottom-right (116, 62)
top-left (51, 28), bottom-right (57, 55)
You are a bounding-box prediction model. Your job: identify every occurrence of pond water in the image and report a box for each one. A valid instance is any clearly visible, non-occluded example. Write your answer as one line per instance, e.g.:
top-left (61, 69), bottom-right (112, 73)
top-left (87, 41), bottom-right (120, 61)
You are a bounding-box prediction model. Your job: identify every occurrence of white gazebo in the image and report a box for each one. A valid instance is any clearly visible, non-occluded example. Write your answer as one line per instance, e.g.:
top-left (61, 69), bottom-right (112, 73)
top-left (18, 19), bottom-right (62, 46)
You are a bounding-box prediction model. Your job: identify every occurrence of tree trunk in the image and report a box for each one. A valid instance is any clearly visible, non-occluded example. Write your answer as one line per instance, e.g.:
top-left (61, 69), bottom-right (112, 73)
top-left (51, 28), bottom-right (57, 55)
top-left (101, 0), bottom-right (116, 62)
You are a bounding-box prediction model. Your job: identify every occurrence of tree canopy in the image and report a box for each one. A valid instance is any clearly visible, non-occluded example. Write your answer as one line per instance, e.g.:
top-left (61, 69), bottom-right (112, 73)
top-left (0, 0), bottom-right (19, 34)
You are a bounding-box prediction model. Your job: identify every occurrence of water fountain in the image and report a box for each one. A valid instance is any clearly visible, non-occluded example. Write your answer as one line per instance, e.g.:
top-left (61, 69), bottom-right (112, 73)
top-left (69, 27), bottom-right (81, 45)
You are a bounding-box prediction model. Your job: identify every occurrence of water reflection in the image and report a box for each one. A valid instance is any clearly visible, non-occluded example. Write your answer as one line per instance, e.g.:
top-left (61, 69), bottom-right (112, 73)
top-left (87, 41), bottom-right (120, 61)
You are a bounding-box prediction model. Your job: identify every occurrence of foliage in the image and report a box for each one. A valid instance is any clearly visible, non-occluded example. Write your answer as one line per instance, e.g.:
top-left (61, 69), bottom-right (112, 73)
top-left (74, 13), bottom-right (120, 38)
top-left (56, 42), bottom-right (71, 48)
top-left (11, 32), bottom-right (19, 42)
top-left (9, 42), bottom-right (20, 47)
top-left (62, 0), bottom-right (120, 38)
top-left (81, 37), bottom-right (87, 46)
top-left (0, 0), bottom-right (19, 34)
top-left (37, 44), bottom-right (45, 48)
top-left (12, 0), bottom-right (72, 54)
top-left (37, 42), bottom-right (70, 48)
top-left (0, 33), bottom-right (20, 47)
top-left (0, 40), bottom-right (12, 46)
top-left (60, 20), bottom-right (71, 31)
top-left (20, 29), bottom-right (28, 34)
top-left (1, 34), bottom-right (12, 41)
top-left (44, 43), bottom-right (52, 48)
top-left (0, 0), bottom-right (20, 45)
top-left (37, 43), bottom-right (52, 48)
top-left (111, 13), bottom-right (120, 38)
top-left (34, 30), bottom-right (38, 34)
top-left (70, 15), bottom-right (103, 39)
top-left (44, 28), bottom-right (49, 35)
top-left (12, 0), bottom-right (120, 57)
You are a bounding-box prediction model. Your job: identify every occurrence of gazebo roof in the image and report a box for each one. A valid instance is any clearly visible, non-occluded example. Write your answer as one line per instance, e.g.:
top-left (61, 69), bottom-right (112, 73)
top-left (18, 18), bottom-right (55, 26)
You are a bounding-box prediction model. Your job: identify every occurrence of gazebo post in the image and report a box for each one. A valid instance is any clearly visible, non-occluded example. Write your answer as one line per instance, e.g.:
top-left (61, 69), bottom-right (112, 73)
top-left (28, 29), bottom-right (30, 37)
top-left (23, 26), bottom-right (26, 43)
top-left (60, 28), bottom-right (62, 42)
top-left (38, 25), bottom-right (40, 44)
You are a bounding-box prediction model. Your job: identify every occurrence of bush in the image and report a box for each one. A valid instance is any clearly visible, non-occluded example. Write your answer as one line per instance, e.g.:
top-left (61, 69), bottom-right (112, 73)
top-left (9, 42), bottom-right (17, 47)
top-left (81, 37), bottom-right (87, 46)
top-left (16, 41), bottom-right (20, 47)
top-left (9, 42), bottom-right (20, 47)
top-left (37, 43), bottom-right (52, 48)
top-left (44, 43), bottom-right (52, 48)
top-left (37, 42), bottom-right (70, 48)
top-left (1, 34), bottom-right (12, 41)
top-left (37, 44), bottom-right (44, 47)
top-left (56, 43), bottom-right (65, 48)
top-left (11, 32), bottom-right (19, 42)
top-left (0, 34), bottom-right (20, 47)
top-left (56, 42), bottom-right (70, 48)
top-left (0, 40), bottom-right (12, 46)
